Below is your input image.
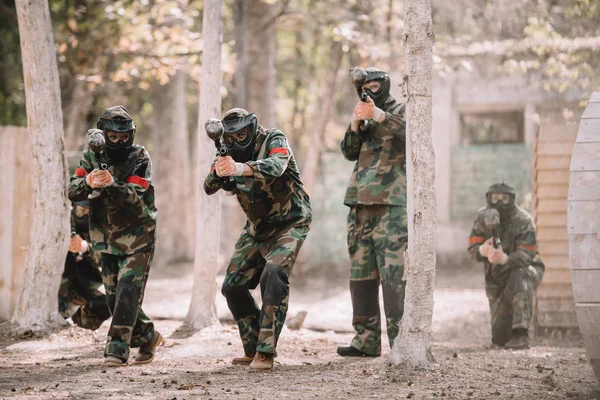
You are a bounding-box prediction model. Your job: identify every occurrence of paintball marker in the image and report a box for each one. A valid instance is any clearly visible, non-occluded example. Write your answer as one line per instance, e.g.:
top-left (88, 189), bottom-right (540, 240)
top-left (349, 67), bottom-right (369, 129)
top-left (87, 129), bottom-right (109, 200)
top-left (483, 208), bottom-right (501, 249)
top-left (205, 118), bottom-right (237, 193)
top-left (349, 67), bottom-right (368, 102)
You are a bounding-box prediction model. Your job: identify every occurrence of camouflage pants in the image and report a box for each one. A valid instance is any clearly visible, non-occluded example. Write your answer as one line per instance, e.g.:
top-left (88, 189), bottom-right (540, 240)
top-left (58, 253), bottom-right (110, 330)
top-left (347, 205), bottom-right (407, 356)
top-left (101, 249), bottom-right (155, 360)
top-left (485, 264), bottom-right (544, 345)
top-left (221, 224), bottom-right (309, 356)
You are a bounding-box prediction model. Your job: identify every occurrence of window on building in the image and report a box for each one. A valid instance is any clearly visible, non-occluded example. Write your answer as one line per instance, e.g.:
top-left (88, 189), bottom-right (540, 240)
top-left (460, 110), bottom-right (524, 145)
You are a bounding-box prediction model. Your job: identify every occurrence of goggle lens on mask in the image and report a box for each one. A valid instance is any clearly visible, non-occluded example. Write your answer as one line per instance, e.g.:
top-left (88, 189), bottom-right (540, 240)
top-left (490, 192), bottom-right (511, 205)
top-left (224, 128), bottom-right (250, 145)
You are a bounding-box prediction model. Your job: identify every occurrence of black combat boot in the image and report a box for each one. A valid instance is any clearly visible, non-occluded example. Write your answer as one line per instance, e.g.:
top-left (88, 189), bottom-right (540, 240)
top-left (504, 329), bottom-right (529, 350)
top-left (336, 346), bottom-right (379, 357)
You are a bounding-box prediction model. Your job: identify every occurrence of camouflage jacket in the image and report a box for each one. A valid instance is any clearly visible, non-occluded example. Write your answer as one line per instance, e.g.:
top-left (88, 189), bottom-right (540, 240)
top-left (468, 206), bottom-right (545, 278)
top-left (68, 145), bottom-right (157, 256)
top-left (204, 127), bottom-right (312, 241)
top-left (69, 210), bottom-right (102, 268)
top-left (340, 96), bottom-right (406, 207)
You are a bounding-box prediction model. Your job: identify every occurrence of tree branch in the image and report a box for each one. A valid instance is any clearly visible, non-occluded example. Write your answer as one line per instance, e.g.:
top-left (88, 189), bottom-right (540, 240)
top-left (251, 0), bottom-right (292, 34)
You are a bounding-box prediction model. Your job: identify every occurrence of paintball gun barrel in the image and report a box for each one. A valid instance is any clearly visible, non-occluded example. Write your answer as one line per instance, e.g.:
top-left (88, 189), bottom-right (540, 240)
top-left (86, 129), bottom-right (108, 200)
top-left (349, 67), bottom-right (369, 102)
top-left (205, 118), bottom-right (236, 192)
top-left (483, 208), bottom-right (501, 249)
top-left (87, 129), bottom-right (108, 170)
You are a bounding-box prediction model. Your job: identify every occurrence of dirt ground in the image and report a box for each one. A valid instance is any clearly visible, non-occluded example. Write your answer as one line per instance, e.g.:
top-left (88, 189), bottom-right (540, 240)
top-left (1, 266), bottom-right (598, 400)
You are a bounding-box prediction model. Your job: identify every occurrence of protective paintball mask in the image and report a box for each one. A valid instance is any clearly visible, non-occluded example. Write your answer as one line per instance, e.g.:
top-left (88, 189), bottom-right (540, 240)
top-left (222, 113), bottom-right (258, 163)
top-left (364, 67), bottom-right (391, 109)
top-left (97, 106), bottom-right (136, 162)
top-left (486, 182), bottom-right (516, 219)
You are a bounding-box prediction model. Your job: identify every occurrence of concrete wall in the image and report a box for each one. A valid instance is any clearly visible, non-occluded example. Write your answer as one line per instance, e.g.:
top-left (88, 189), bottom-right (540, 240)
top-left (0, 126), bottom-right (32, 321)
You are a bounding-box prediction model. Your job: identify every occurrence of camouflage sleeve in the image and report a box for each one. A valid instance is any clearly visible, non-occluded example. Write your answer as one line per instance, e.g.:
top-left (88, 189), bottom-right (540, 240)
top-left (246, 132), bottom-right (291, 179)
top-left (467, 211), bottom-right (488, 263)
top-left (508, 220), bottom-right (537, 269)
top-left (203, 158), bottom-right (223, 195)
top-left (68, 152), bottom-right (94, 202)
top-left (340, 126), bottom-right (363, 161)
top-left (371, 102), bottom-right (406, 141)
top-left (104, 149), bottom-right (152, 206)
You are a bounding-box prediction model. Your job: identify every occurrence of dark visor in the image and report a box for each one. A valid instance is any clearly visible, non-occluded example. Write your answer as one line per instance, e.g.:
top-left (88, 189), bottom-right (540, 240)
top-left (100, 118), bottom-right (135, 132)
top-left (222, 113), bottom-right (256, 134)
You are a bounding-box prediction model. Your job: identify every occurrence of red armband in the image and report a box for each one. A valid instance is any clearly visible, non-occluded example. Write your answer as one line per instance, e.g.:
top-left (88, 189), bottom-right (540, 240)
top-left (126, 176), bottom-right (150, 190)
top-left (268, 148), bottom-right (289, 156)
top-left (74, 167), bottom-right (87, 178)
top-left (517, 243), bottom-right (537, 252)
top-left (468, 236), bottom-right (485, 245)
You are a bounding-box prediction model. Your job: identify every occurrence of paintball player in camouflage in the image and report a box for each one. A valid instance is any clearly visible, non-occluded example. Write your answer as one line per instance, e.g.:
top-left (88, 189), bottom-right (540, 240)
top-left (337, 67), bottom-right (407, 357)
top-left (58, 200), bottom-right (110, 330)
top-left (204, 108), bottom-right (312, 371)
top-left (468, 182), bottom-right (545, 350)
top-left (68, 106), bottom-right (163, 366)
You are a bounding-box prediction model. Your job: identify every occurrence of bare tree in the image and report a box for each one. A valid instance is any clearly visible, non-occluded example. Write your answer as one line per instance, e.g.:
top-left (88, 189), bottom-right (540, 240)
top-left (302, 40), bottom-right (344, 196)
top-left (389, 0), bottom-right (437, 368)
top-left (179, 0), bottom-right (223, 333)
top-left (12, 0), bottom-right (69, 331)
top-left (152, 71), bottom-right (195, 268)
top-left (247, 0), bottom-right (277, 127)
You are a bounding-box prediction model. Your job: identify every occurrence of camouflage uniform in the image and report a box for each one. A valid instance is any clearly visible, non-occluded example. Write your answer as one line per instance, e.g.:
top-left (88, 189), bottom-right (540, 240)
top-left (341, 87), bottom-right (407, 355)
top-left (205, 125), bottom-right (312, 356)
top-left (58, 205), bottom-right (110, 330)
top-left (468, 205), bottom-right (545, 346)
top-left (68, 107), bottom-right (157, 361)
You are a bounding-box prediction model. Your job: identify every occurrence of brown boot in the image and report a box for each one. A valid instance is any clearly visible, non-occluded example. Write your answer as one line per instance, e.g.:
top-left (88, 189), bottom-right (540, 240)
top-left (103, 355), bottom-right (126, 367)
top-left (504, 329), bottom-right (530, 350)
top-left (134, 331), bottom-right (164, 364)
top-left (249, 351), bottom-right (274, 371)
top-left (232, 355), bottom-right (255, 365)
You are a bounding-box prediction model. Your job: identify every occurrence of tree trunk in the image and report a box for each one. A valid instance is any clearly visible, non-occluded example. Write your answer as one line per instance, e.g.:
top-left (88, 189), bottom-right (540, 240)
top-left (62, 77), bottom-right (94, 152)
top-left (152, 71), bottom-right (195, 269)
top-left (180, 0), bottom-right (223, 333)
top-left (247, 0), bottom-right (277, 127)
top-left (389, 0), bottom-right (436, 369)
top-left (302, 40), bottom-right (343, 196)
top-left (12, 0), bottom-right (69, 332)
top-left (233, 0), bottom-right (248, 109)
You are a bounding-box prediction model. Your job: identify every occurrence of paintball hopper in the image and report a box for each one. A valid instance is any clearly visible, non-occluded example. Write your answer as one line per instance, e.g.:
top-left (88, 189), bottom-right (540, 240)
top-left (205, 118), bottom-right (228, 157)
top-left (87, 129), bottom-right (105, 153)
top-left (483, 208), bottom-right (501, 249)
top-left (483, 208), bottom-right (500, 228)
top-left (349, 67), bottom-right (367, 87)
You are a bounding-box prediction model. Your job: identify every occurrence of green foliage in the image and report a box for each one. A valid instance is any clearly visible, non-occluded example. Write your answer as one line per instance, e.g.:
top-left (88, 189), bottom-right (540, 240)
top-left (0, 0), bottom-right (26, 126)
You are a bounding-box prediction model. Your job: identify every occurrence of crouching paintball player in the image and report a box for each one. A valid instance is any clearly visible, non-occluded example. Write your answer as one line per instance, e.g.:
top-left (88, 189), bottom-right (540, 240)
top-left (337, 67), bottom-right (408, 357)
top-left (204, 108), bottom-right (312, 371)
top-left (58, 200), bottom-right (110, 330)
top-left (468, 182), bottom-right (545, 350)
top-left (68, 106), bottom-right (163, 366)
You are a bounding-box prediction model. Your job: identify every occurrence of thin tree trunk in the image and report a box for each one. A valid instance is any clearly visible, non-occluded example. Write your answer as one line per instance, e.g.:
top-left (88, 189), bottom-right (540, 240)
top-left (62, 77), bottom-right (94, 152)
top-left (12, 0), bottom-right (69, 332)
top-left (152, 71), bottom-right (195, 269)
top-left (247, 0), bottom-right (277, 127)
top-left (233, 0), bottom-right (248, 109)
top-left (389, 0), bottom-right (436, 368)
top-left (180, 0), bottom-right (223, 333)
top-left (302, 40), bottom-right (343, 195)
